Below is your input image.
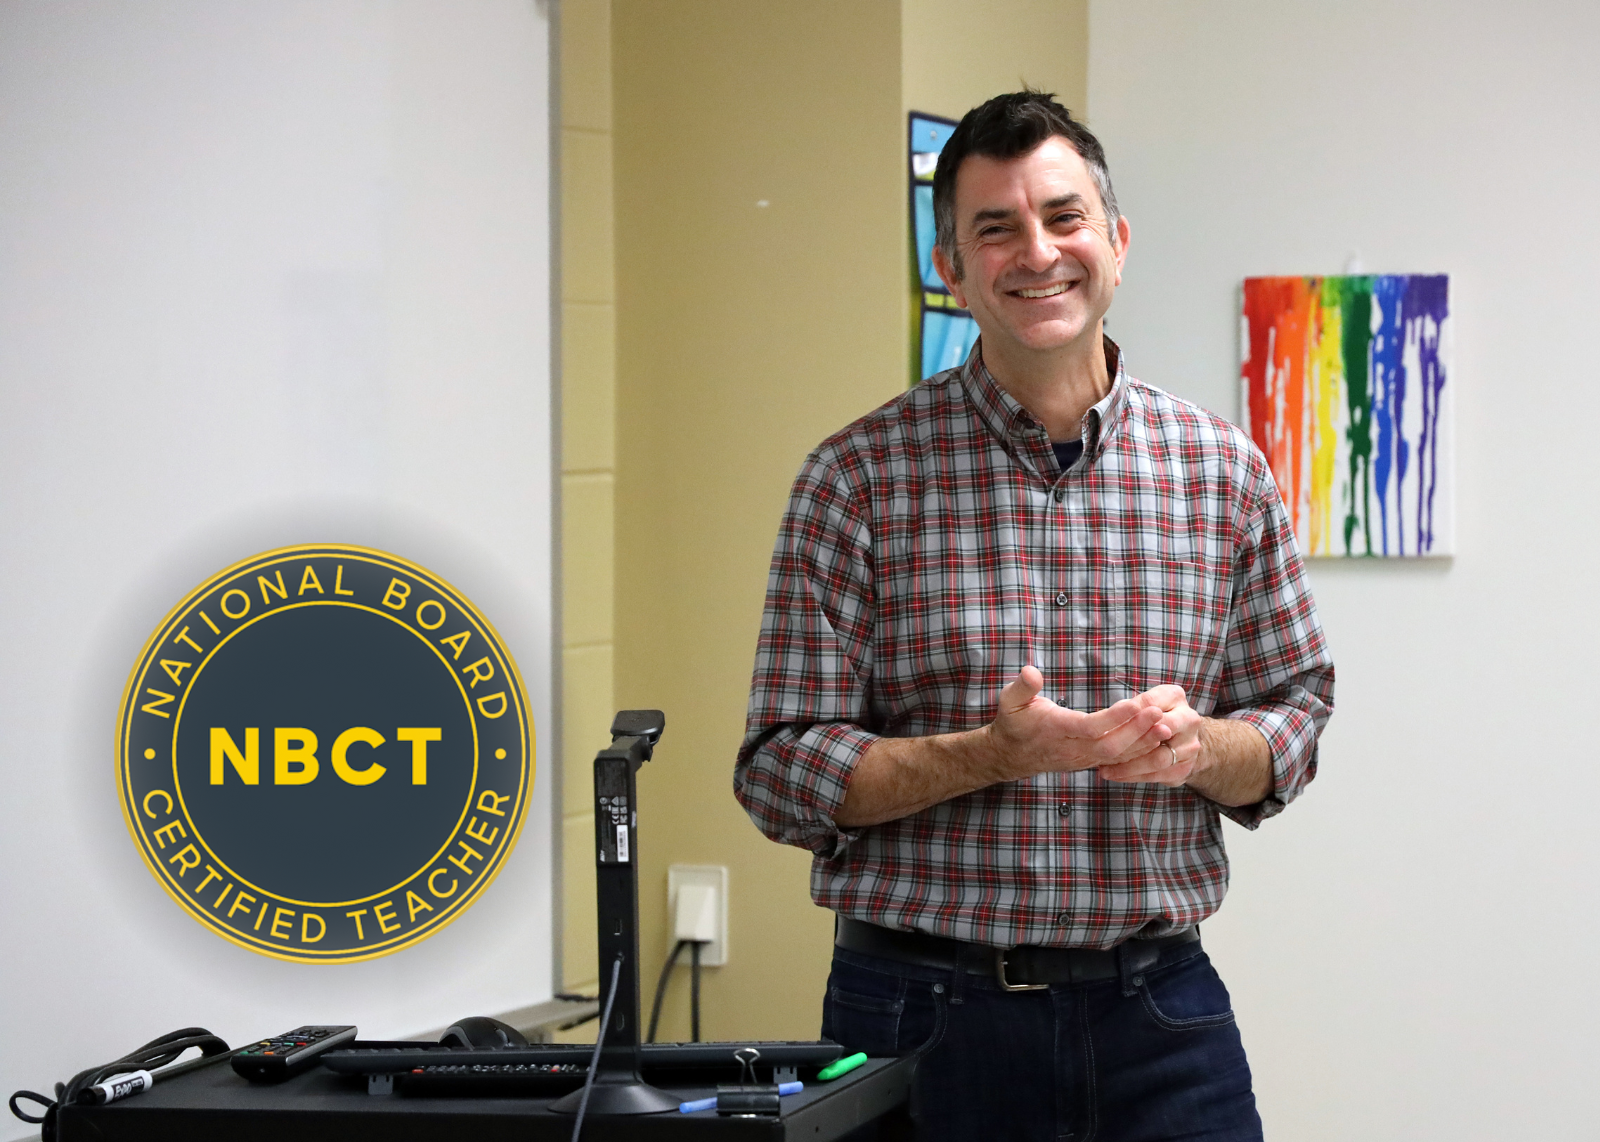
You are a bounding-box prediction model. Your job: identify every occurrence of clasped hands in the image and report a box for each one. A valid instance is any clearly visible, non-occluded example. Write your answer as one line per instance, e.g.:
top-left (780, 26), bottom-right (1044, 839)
top-left (988, 665), bottom-right (1201, 787)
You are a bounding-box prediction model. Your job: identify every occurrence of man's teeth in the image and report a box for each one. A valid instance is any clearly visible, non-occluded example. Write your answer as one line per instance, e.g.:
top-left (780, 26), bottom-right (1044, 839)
top-left (1016, 283), bottom-right (1069, 298)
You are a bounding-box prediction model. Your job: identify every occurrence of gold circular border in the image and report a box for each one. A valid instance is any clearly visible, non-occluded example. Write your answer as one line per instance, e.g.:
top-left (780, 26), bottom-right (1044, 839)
top-left (115, 544), bottom-right (534, 964)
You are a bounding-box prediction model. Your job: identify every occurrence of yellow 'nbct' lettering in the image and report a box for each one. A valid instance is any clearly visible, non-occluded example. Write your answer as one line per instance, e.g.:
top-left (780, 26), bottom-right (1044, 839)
top-left (274, 728), bottom-right (319, 785)
top-left (209, 727), bottom-right (441, 785)
top-left (211, 728), bottom-right (260, 784)
top-left (396, 728), bottom-right (441, 784)
top-left (331, 727), bottom-right (386, 785)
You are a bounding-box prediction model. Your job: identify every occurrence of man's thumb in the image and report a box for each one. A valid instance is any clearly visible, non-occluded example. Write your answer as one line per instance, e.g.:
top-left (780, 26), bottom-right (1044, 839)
top-left (999, 665), bottom-right (1045, 714)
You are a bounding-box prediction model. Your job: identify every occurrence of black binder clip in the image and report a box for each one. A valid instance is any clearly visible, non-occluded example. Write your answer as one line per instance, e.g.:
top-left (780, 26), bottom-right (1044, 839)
top-left (716, 1048), bottom-right (781, 1117)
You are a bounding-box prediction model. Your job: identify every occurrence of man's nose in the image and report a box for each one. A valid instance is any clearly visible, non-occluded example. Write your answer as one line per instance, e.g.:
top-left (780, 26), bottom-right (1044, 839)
top-left (1018, 219), bottom-right (1059, 273)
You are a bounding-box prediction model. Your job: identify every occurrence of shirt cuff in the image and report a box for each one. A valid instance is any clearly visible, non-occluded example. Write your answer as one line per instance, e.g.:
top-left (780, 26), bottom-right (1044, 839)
top-left (1212, 706), bottom-right (1310, 830)
top-left (794, 722), bottom-right (880, 855)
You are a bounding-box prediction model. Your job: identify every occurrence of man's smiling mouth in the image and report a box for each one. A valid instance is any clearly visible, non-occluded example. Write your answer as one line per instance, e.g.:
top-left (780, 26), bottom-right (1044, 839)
top-left (1011, 282), bottom-right (1074, 298)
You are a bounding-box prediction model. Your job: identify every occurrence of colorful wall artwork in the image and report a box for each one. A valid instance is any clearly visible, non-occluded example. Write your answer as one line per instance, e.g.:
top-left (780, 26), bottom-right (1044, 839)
top-left (1240, 274), bottom-right (1452, 558)
top-left (909, 113), bottom-right (979, 385)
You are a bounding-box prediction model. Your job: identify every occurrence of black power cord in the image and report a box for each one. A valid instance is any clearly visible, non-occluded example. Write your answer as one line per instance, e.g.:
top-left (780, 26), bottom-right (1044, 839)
top-left (645, 939), bottom-right (688, 1043)
top-left (569, 953), bottom-right (624, 1142)
top-left (10, 1027), bottom-right (230, 1141)
top-left (690, 941), bottom-right (702, 1043)
top-left (644, 938), bottom-right (710, 1044)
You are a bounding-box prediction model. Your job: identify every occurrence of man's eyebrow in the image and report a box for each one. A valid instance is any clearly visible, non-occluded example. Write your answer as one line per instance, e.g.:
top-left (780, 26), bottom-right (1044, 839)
top-left (966, 193), bottom-right (1091, 227)
top-left (968, 207), bottom-right (1017, 226)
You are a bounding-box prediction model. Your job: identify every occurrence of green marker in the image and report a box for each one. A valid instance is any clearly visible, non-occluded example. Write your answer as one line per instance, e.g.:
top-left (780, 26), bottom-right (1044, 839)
top-left (817, 1052), bottom-right (868, 1081)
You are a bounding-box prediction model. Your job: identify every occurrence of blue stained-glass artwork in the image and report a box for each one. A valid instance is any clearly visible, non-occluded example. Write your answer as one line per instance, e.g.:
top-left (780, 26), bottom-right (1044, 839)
top-left (908, 112), bottom-right (977, 384)
top-left (922, 310), bottom-right (980, 381)
top-left (911, 116), bottom-right (956, 168)
top-left (913, 185), bottom-right (940, 289)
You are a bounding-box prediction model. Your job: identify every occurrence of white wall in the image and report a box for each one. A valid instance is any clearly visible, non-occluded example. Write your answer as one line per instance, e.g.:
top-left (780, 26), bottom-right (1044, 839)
top-left (0, 3), bottom-right (554, 1132)
top-left (1090, 2), bottom-right (1600, 1138)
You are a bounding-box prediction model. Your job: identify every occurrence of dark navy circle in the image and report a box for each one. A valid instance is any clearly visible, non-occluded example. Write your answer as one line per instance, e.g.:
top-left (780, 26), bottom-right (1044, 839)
top-left (173, 604), bottom-right (475, 904)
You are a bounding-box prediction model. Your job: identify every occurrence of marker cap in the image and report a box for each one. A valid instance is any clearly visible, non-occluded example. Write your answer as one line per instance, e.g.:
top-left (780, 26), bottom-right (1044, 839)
top-left (816, 1052), bottom-right (868, 1081)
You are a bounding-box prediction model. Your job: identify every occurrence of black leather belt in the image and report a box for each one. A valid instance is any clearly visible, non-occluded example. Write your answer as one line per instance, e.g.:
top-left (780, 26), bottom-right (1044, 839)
top-left (835, 916), bottom-right (1200, 991)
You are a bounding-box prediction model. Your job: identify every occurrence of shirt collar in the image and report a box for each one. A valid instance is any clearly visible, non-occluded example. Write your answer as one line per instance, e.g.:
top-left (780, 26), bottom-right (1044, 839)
top-left (958, 335), bottom-right (1129, 462)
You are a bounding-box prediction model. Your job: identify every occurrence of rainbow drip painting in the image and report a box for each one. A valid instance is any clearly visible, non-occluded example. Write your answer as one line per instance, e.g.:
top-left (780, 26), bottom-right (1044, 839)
top-left (1240, 274), bottom-right (1452, 558)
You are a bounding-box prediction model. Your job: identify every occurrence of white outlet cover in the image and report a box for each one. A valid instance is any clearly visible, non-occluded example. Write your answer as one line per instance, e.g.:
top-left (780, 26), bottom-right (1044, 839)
top-left (674, 884), bottom-right (718, 943)
top-left (667, 864), bottom-right (728, 966)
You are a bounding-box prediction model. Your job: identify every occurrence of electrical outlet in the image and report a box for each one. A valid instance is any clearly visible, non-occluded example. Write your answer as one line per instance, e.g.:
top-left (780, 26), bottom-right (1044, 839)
top-left (667, 864), bottom-right (727, 966)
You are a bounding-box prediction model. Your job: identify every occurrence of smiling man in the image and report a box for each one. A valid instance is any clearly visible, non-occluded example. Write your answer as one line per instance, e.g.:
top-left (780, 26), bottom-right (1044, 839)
top-left (736, 92), bottom-right (1334, 1141)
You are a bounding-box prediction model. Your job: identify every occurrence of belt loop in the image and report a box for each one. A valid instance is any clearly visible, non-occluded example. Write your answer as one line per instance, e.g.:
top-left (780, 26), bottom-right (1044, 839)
top-left (1116, 939), bottom-right (1159, 997)
top-left (948, 944), bottom-right (973, 1006)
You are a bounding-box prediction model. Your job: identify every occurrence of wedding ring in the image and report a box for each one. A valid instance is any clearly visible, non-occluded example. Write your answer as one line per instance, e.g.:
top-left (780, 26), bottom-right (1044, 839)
top-left (1166, 743), bottom-right (1178, 766)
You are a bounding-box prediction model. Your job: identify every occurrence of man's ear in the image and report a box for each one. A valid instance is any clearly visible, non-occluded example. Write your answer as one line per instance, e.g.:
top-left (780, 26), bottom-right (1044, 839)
top-left (931, 245), bottom-right (968, 310)
top-left (1112, 215), bottom-right (1130, 285)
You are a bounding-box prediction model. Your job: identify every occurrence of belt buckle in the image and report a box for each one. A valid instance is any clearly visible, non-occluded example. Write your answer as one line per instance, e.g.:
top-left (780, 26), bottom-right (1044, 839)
top-left (994, 947), bottom-right (1048, 992)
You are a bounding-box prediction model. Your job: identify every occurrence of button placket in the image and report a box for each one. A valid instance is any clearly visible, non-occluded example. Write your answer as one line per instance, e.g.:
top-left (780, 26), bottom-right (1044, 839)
top-left (1056, 479), bottom-right (1097, 710)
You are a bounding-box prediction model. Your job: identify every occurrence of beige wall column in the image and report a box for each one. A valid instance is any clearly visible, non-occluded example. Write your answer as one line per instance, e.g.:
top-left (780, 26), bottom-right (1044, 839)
top-left (557, 0), bottom-right (616, 1001)
top-left (611, 1), bottom-right (904, 1041)
top-left (901, 0), bottom-right (1087, 121)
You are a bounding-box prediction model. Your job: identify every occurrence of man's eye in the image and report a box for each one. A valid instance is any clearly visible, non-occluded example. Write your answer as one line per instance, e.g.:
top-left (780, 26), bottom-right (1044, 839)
top-left (1052, 213), bottom-right (1083, 226)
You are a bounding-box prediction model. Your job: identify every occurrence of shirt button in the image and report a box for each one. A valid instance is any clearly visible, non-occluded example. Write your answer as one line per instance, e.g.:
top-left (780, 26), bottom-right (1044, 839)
top-left (1057, 802), bottom-right (1070, 817)
top-left (1056, 912), bottom-right (1072, 927)
top-left (1054, 592), bottom-right (1068, 607)
top-left (1053, 488), bottom-right (1065, 503)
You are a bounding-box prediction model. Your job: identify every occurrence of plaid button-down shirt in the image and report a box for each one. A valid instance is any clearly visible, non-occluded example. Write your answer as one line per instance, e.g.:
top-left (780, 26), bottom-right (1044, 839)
top-left (735, 340), bottom-right (1334, 950)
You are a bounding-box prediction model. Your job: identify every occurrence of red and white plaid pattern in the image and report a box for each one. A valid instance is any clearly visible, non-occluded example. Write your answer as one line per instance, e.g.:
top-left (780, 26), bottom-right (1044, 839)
top-left (735, 341), bottom-right (1334, 950)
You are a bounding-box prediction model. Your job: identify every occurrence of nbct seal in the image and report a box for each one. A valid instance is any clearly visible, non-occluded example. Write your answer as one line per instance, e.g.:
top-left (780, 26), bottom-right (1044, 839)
top-left (116, 544), bottom-right (534, 963)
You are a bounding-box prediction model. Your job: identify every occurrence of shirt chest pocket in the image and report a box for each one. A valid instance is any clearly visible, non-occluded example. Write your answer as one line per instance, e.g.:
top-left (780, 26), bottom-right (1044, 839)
top-left (1117, 556), bottom-right (1230, 702)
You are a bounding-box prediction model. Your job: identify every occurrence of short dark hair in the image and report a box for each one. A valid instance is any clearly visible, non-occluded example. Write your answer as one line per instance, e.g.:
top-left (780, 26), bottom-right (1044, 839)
top-left (932, 90), bottom-right (1120, 279)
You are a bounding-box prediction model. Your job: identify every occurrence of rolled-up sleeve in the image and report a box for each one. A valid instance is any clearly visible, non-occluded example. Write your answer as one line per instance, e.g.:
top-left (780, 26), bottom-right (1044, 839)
top-left (1213, 469), bottom-right (1335, 829)
top-left (735, 453), bottom-right (880, 857)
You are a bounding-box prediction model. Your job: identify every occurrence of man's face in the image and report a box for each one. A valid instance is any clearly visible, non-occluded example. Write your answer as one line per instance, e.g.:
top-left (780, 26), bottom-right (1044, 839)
top-left (933, 136), bottom-right (1129, 364)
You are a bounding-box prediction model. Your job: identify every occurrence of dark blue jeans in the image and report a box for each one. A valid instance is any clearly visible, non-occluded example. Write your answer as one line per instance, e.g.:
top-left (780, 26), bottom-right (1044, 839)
top-left (821, 940), bottom-right (1262, 1142)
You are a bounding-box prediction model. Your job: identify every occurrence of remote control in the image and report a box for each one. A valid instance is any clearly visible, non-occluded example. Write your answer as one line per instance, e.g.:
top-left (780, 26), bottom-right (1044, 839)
top-left (231, 1025), bottom-right (358, 1082)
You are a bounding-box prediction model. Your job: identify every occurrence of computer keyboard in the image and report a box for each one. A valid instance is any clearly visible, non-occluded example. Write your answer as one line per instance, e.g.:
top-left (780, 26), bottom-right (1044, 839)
top-left (324, 1039), bottom-right (843, 1076)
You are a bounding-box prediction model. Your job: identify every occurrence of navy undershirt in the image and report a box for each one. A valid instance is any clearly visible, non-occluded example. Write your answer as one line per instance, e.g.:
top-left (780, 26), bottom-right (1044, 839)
top-left (1052, 439), bottom-right (1084, 472)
